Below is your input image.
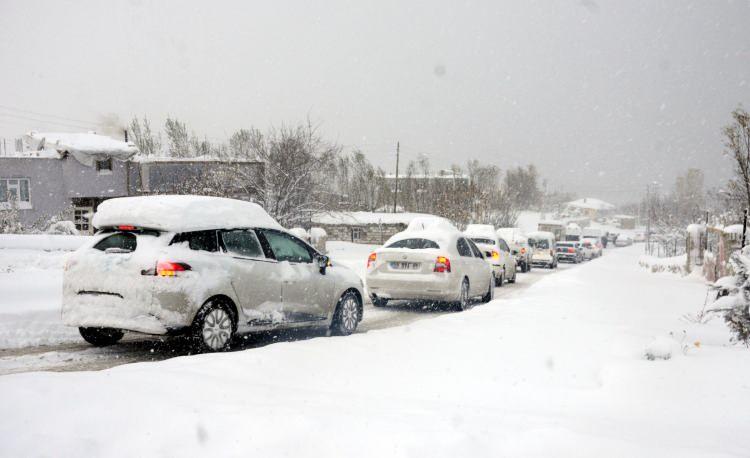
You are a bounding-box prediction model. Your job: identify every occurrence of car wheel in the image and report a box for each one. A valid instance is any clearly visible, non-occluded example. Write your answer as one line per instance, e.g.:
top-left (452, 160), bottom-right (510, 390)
top-left (79, 327), bottom-right (124, 347)
top-left (481, 276), bottom-right (494, 303)
top-left (455, 278), bottom-right (471, 311)
top-left (372, 296), bottom-right (388, 307)
top-left (192, 299), bottom-right (236, 352)
top-left (497, 270), bottom-right (505, 287)
top-left (331, 291), bottom-right (361, 336)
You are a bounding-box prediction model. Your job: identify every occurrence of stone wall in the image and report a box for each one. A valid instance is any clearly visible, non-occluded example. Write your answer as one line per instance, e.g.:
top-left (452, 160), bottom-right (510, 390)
top-left (317, 223), bottom-right (408, 245)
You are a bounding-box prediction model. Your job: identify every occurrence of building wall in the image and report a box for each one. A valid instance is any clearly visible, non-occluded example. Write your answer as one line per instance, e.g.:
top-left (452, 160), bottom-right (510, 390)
top-left (0, 157), bottom-right (67, 226)
top-left (61, 155), bottom-right (129, 200)
top-left (316, 223), bottom-right (407, 245)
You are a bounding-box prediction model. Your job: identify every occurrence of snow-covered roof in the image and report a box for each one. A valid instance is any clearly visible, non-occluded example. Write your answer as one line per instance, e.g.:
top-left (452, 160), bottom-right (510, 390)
top-left (27, 132), bottom-right (138, 166)
top-left (92, 195), bottom-right (283, 232)
top-left (724, 224), bottom-right (747, 235)
top-left (311, 211), bottom-right (433, 226)
top-left (566, 198), bottom-right (615, 211)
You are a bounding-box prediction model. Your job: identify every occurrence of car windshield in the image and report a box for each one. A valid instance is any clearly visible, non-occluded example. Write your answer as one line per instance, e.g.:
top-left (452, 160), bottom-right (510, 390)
top-left (386, 238), bottom-right (440, 249)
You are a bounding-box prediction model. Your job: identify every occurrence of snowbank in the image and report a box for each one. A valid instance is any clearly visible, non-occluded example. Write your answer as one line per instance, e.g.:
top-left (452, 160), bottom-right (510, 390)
top-left (0, 234), bottom-right (91, 251)
top-left (92, 195), bottom-right (283, 232)
top-left (1, 246), bottom-right (747, 457)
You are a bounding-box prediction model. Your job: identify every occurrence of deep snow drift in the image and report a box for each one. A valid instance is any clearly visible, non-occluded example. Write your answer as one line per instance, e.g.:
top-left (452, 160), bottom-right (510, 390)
top-left (0, 245), bottom-right (748, 457)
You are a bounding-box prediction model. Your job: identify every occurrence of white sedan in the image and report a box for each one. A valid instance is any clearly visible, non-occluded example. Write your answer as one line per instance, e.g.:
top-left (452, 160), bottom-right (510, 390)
top-left (366, 227), bottom-right (494, 311)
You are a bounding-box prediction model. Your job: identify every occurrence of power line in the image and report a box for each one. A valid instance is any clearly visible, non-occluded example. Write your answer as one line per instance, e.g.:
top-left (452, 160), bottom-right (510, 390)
top-left (0, 104), bottom-right (99, 126)
top-left (0, 112), bottom-right (96, 131)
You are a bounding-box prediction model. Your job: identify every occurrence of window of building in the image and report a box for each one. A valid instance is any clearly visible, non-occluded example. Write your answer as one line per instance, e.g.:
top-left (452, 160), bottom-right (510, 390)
top-left (351, 227), bottom-right (362, 242)
top-left (74, 207), bottom-right (93, 233)
top-left (95, 158), bottom-right (113, 173)
top-left (0, 178), bottom-right (30, 203)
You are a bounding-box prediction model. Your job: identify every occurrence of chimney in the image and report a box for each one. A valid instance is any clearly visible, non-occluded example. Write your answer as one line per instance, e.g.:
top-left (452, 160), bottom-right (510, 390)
top-left (124, 129), bottom-right (129, 143)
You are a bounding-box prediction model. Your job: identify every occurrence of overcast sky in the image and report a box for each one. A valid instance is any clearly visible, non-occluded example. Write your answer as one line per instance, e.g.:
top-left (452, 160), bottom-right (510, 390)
top-left (1, 0), bottom-right (748, 203)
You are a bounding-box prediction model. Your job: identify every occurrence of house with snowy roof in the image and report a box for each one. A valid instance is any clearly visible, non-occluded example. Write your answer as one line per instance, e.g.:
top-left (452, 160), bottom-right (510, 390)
top-left (0, 132), bottom-right (264, 233)
top-left (311, 211), bottom-right (434, 244)
top-left (564, 197), bottom-right (615, 219)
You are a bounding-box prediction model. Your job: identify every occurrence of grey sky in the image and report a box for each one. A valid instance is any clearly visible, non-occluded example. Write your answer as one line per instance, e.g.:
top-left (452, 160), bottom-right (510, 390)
top-left (1, 0), bottom-right (748, 203)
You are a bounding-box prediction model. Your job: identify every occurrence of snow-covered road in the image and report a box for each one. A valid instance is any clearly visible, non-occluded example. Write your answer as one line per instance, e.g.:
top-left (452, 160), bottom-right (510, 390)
top-left (0, 261), bottom-right (556, 374)
top-left (1, 244), bottom-right (748, 457)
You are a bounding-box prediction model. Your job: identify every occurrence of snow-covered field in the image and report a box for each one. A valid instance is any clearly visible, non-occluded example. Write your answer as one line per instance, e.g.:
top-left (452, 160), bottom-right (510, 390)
top-left (1, 244), bottom-right (747, 457)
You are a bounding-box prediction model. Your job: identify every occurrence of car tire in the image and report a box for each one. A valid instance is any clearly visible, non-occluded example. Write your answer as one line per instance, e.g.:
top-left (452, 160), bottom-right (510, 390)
top-left (331, 290), bottom-right (361, 336)
top-left (481, 276), bottom-right (494, 303)
top-left (192, 298), bottom-right (236, 352)
top-left (495, 271), bottom-right (504, 287)
top-left (79, 327), bottom-right (124, 347)
top-left (372, 297), bottom-right (388, 307)
top-left (455, 278), bottom-right (471, 311)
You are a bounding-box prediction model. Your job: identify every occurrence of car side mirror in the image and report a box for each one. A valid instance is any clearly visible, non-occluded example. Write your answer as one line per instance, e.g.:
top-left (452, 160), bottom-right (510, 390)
top-left (316, 254), bottom-right (330, 274)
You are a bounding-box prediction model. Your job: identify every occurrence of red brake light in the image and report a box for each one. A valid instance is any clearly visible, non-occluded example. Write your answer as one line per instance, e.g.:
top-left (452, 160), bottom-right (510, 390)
top-left (118, 225), bottom-right (136, 231)
top-left (157, 261), bottom-right (191, 277)
top-left (568, 247), bottom-right (574, 253)
top-left (367, 252), bottom-right (377, 269)
top-left (434, 256), bottom-right (451, 273)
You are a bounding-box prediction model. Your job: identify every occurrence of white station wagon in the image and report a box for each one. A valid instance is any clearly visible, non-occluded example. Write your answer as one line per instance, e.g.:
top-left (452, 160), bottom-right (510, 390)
top-left (62, 195), bottom-right (365, 351)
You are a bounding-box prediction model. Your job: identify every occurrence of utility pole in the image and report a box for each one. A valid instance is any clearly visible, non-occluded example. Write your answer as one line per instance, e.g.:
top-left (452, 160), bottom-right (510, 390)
top-left (392, 141), bottom-right (400, 213)
top-left (646, 184), bottom-right (651, 255)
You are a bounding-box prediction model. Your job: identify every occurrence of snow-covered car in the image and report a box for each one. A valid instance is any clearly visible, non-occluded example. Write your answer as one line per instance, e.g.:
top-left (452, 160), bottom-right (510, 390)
top-left (465, 224), bottom-right (517, 286)
top-left (365, 222), bottom-right (494, 311)
top-left (62, 195), bottom-right (365, 352)
top-left (556, 241), bottom-right (582, 263)
top-left (497, 227), bottom-right (533, 273)
top-left (578, 239), bottom-right (596, 260)
top-left (527, 231), bottom-right (558, 269)
top-left (615, 234), bottom-right (633, 247)
top-left (581, 236), bottom-right (603, 258)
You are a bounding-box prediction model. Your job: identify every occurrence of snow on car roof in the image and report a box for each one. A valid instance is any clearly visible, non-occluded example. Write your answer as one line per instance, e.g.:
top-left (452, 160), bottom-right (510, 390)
top-left (92, 195), bottom-right (283, 232)
top-left (383, 227), bottom-right (459, 251)
top-left (405, 216), bottom-right (458, 232)
top-left (526, 230), bottom-right (556, 240)
top-left (465, 224), bottom-right (498, 241)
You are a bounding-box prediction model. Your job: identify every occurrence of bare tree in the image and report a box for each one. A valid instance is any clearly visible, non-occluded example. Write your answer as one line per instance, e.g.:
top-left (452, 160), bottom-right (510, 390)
top-left (242, 123), bottom-right (340, 226)
top-left (129, 116), bottom-right (162, 156)
top-left (724, 107), bottom-right (750, 215)
top-left (164, 117), bottom-right (191, 158)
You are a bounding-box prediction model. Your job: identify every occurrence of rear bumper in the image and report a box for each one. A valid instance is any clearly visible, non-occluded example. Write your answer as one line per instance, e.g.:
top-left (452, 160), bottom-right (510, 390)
top-left (366, 274), bottom-right (459, 302)
top-left (62, 291), bottom-right (192, 335)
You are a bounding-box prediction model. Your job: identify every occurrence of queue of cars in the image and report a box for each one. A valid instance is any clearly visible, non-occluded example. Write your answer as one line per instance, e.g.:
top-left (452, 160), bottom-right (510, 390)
top-left (63, 195), bottom-right (620, 353)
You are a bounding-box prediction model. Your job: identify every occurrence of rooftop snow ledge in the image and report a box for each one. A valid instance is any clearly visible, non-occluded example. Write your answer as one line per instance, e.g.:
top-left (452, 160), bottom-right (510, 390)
top-left (26, 132), bottom-right (138, 166)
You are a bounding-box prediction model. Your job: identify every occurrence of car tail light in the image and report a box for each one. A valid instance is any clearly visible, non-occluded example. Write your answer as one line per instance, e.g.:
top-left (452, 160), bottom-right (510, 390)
top-left (156, 261), bottom-right (191, 277)
top-left (434, 256), bottom-right (451, 273)
top-left (567, 248), bottom-right (574, 253)
top-left (491, 250), bottom-right (500, 260)
top-left (117, 225), bottom-right (136, 231)
top-left (367, 252), bottom-right (377, 269)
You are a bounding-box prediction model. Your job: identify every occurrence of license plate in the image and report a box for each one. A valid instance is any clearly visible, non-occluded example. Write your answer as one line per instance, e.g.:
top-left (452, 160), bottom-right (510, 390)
top-left (389, 261), bottom-right (421, 270)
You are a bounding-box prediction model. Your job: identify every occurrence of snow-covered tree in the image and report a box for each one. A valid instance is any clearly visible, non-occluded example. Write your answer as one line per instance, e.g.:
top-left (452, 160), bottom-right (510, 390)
top-left (129, 116), bottom-right (162, 156)
top-left (724, 107), bottom-right (750, 215)
top-left (710, 247), bottom-right (750, 345)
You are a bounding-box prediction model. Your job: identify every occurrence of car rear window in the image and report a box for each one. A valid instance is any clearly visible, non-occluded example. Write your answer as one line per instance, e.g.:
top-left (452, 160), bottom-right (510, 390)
top-left (93, 232), bottom-right (137, 252)
top-left (386, 238), bottom-right (440, 249)
top-left (171, 230), bottom-right (219, 252)
top-left (470, 237), bottom-right (495, 245)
